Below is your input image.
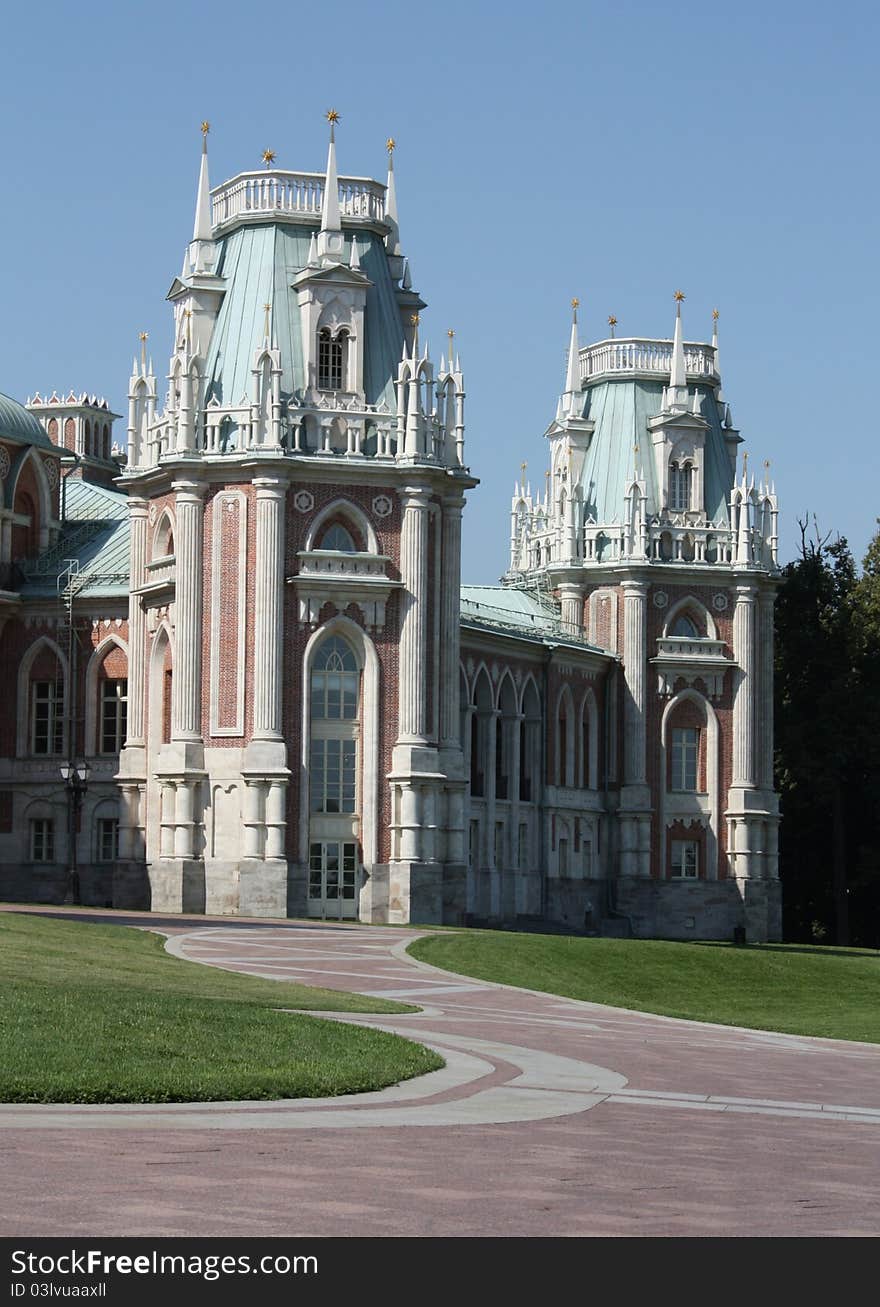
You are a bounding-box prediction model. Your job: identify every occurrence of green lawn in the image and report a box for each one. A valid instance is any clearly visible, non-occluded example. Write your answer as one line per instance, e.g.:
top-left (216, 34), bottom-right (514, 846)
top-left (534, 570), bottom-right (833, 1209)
top-left (408, 931), bottom-right (880, 1044)
top-left (0, 913), bottom-right (441, 1104)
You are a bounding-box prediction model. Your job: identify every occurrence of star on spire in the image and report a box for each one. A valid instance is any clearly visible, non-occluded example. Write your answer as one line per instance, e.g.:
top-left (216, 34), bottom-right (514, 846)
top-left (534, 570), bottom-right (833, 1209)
top-left (674, 289), bottom-right (685, 317)
top-left (386, 137), bottom-right (396, 155)
top-left (201, 120), bottom-right (210, 137)
top-left (262, 149), bottom-right (276, 168)
top-left (608, 314), bottom-right (617, 338)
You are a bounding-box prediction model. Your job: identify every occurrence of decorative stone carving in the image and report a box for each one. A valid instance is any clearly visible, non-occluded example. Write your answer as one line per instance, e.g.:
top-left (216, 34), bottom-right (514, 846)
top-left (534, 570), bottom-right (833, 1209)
top-left (712, 592), bottom-right (729, 612)
top-left (42, 456), bottom-right (59, 490)
top-left (293, 490), bottom-right (314, 513)
top-left (653, 590), bottom-right (669, 609)
top-left (0, 446), bottom-right (10, 482)
top-left (372, 494), bottom-right (393, 519)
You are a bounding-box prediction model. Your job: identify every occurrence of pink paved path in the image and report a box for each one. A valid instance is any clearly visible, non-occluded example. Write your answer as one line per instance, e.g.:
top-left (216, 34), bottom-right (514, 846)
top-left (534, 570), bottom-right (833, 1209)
top-left (3, 909), bottom-right (880, 1237)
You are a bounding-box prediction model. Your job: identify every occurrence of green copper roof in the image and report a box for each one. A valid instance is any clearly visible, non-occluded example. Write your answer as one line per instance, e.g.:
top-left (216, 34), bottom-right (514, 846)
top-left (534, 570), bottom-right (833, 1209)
top-left (0, 391), bottom-right (55, 450)
top-left (578, 380), bottom-right (733, 525)
top-left (204, 225), bottom-right (403, 417)
top-left (461, 584), bottom-right (603, 652)
top-left (20, 479), bottom-right (129, 598)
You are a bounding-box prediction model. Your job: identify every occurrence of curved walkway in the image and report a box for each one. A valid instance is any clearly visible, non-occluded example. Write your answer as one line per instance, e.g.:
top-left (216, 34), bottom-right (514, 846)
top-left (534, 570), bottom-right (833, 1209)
top-left (3, 913), bottom-right (880, 1236)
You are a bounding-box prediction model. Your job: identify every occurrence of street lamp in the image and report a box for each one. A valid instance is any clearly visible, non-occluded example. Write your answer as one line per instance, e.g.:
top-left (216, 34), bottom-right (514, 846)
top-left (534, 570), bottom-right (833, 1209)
top-left (59, 760), bottom-right (90, 905)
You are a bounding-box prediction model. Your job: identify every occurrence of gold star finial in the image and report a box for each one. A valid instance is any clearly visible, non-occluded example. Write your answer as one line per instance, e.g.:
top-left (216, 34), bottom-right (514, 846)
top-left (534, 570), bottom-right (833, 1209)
top-left (326, 108), bottom-right (340, 125)
top-left (262, 148), bottom-right (276, 168)
top-left (712, 307), bottom-right (719, 322)
top-left (447, 328), bottom-right (455, 366)
top-left (571, 297), bottom-right (580, 310)
top-left (386, 137), bottom-right (396, 155)
top-left (521, 461), bottom-right (527, 475)
top-left (410, 313), bottom-right (420, 326)
top-left (201, 120), bottom-right (210, 137)
top-left (674, 289), bottom-right (686, 302)
top-left (608, 314), bottom-right (617, 338)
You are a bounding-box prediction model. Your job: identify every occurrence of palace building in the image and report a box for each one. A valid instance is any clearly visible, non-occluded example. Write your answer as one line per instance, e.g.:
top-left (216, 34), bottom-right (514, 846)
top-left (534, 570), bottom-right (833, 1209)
top-left (0, 120), bottom-right (782, 941)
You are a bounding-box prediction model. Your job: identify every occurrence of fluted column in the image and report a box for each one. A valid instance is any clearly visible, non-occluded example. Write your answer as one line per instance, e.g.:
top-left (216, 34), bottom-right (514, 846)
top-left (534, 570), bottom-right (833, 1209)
top-left (252, 478), bottom-right (287, 740)
top-left (170, 480), bottom-right (205, 742)
top-left (397, 486), bottom-right (431, 743)
top-left (621, 580), bottom-right (647, 785)
top-left (758, 590), bottom-right (776, 790)
top-left (439, 495), bottom-right (465, 748)
top-left (732, 584), bottom-right (757, 788)
top-left (126, 498), bottom-right (148, 746)
top-left (558, 582), bottom-right (582, 636)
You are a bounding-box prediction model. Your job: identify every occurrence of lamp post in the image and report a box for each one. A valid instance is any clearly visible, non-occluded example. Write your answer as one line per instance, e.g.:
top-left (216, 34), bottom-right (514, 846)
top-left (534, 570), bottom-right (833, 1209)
top-left (60, 760), bottom-right (90, 905)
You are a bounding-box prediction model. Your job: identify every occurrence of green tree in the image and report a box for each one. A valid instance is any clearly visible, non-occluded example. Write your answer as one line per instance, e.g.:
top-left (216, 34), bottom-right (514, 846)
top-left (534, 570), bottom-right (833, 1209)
top-left (774, 521), bottom-right (864, 945)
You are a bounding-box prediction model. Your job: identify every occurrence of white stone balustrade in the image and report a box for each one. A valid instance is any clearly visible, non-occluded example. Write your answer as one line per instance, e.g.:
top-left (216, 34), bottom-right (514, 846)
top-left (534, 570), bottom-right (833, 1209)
top-left (579, 337), bottom-right (718, 384)
top-left (212, 171), bottom-right (387, 231)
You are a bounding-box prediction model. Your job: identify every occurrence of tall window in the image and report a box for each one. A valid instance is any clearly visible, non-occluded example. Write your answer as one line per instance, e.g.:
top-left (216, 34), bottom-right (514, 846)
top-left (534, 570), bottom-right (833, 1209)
top-left (317, 328), bottom-right (347, 390)
top-left (671, 839), bottom-right (699, 878)
top-left (30, 818), bottom-right (55, 862)
top-left (32, 681), bottom-right (64, 755)
top-left (670, 727), bottom-right (699, 791)
top-left (310, 637), bottom-right (359, 815)
top-left (670, 461), bottom-right (692, 511)
top-left (96, 817), bottom-right (119, 862)
top-left (100, 678), bottom-right (128, 754)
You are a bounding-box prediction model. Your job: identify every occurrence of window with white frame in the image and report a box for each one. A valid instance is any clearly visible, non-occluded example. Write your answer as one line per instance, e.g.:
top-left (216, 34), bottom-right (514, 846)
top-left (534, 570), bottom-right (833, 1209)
top-left (669, 461), bottom-right (692, 511)
top-left (317, 328), bottom-right (347, 390)
top-left (671, 839), bottom-right (699, 878)
top-left (100, 678), bottom-right (128, 754)
top-left (309, 738), bottom-right (356, 814)
top-left (30, 818), bottom-right (55, 862)
top-left (670, 727), bottom-right (699, 791)
top-left (96, 817), bottom-right (119, 862)
top-left (318, 523), bottom-right (357, 553)
top-left (31, 681), bottom-right (64, 756)
top-left (309, 636), bottom-right (359, 817)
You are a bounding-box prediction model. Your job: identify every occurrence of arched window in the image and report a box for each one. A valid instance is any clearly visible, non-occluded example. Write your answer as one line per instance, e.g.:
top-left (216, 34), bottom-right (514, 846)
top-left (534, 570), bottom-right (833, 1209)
top-left (310, 636), bottom-right (358, 722)
top-left (319, 523), bottom-right (357, 553)
top-left (669, 461), bottom-right (692, 511)
top-left (669, 613), bottom-right (699, 639)
top-left (317, 328), bottom-right (348, 390)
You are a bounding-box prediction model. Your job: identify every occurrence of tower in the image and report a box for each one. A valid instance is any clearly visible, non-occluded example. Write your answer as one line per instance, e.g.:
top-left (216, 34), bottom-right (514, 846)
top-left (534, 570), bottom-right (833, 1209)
top-left (506, 295), bottom-right (781, 941)
top-left (116, 117), bottom-right (477, 923)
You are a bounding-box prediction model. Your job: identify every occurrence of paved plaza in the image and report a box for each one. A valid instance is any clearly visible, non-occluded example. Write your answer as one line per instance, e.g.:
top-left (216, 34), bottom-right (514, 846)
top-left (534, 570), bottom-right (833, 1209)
top-left (3, 910), bottom-right (880, 1237)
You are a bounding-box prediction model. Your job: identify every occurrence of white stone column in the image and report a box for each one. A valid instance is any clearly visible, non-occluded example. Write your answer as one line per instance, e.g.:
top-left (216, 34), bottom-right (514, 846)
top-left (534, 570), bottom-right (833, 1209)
top-left (621, 580), bottom-right (647, 785)
top-left (171, 480), bottom-right (205, 742)
top-left (265, 781), bottom-right (287, 859)
top-left (439, 495), bottom-right (465, 749)
top-left (558, 582), bottom-right (582, 637)
top-left (732, 584), bottom-right (757, 788)
top-left (242, 781), bottom-right (264, 860)
top-left (251, 478), bottom-right (287, 742)
top-left (126, 499), bottom-right (148, 746)
top-left (397, 486), bottom-right (431, 744)
top-left (399, 783), bottom-right (420, 861)
top-left (758, 589), bottom-right (775, 791)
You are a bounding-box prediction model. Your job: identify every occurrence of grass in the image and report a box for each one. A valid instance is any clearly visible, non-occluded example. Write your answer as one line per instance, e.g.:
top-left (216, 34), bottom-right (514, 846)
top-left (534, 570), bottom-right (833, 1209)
top-left (0, 912), bottom-right (441, 1104)
top-left (408, 931), bottom-right (880, 1044)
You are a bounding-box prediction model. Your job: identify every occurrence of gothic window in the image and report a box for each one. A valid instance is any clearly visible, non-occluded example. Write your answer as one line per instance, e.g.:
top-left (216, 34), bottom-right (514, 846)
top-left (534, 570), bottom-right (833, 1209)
top-left (670, 727), bottom-right (699, 791)
top-left (319, 523), bottom-right (357, 553)
top-left (30, 818), bottom-right (55, 862)
top-left (96, 817), bottom-right (119, 862)
top-left (317, 328), bottom-right (348, 390)
top-left (32, 681), bottom-right (64, 756)
top-left (671, 839), bottom-right (699, 878)
top-left (309, 636), bottom-right (360, 816)
top-left (669, 614), bottom-right (699, 639)
top-left (100, 678), bottom-right (128, 754)
top-left (669, 461), bottom-right (692, 511)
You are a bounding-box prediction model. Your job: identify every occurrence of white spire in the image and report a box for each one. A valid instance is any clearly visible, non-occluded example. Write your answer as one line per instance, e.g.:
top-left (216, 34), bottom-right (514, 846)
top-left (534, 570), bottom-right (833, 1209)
top-left (563, 298), bottom-right (580, 413)
top-left (712, 307), bottom-right (724, 401)
top-left (666, 290), bottom-right (688, 410)
top-left (193, 122), bottom-right (213, 243)
top-left (320, 112), bottom-right (341, 235)
top-left (385, 137), bottom-right (401, 257)
top-left (350, 235), bottom-right (361, 270)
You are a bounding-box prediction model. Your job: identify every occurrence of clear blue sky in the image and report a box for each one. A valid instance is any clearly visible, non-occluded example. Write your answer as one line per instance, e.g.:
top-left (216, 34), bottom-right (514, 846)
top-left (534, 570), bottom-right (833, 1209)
top-left (1, 0), bottom-right (876, 579)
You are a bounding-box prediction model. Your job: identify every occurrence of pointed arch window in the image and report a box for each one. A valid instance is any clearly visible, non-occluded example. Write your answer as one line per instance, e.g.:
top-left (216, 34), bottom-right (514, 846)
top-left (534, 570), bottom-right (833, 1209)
top-left (310, 636), bottom-right (359, 816)
top-left (319, 523), bottom-right (357, 553)
top-left (318, 328), bottom-right (348, 391)
top-left (669, 613), bottom-right (699, 639)
top-left (669, 461), bottom-right (693, 512)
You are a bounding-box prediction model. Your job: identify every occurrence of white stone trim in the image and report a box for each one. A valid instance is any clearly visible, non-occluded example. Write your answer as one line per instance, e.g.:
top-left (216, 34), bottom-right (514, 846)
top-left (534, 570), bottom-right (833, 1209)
top-left (303, 497), bottom-right (380, 555)
top-left (663, 593), bottom-right (719, 641)
top-left (299, 616), bottom-right (380, 871)
top-left (660, 688), bottom-right (719, 879)
top-left (209, 490), bottom-right (247, 737)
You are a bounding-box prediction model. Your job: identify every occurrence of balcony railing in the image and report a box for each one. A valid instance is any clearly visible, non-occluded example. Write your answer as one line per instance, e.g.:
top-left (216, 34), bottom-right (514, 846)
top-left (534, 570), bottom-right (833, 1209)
top-left (211, 171), bottom-right (388, 230)
top-left (579, 337), bottom-right (718, 384)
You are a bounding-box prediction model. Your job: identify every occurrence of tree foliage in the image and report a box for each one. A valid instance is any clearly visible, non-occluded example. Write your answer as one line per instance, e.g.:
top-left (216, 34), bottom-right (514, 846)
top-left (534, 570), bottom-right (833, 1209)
top-left (775, 519), bottom-right (880, 946)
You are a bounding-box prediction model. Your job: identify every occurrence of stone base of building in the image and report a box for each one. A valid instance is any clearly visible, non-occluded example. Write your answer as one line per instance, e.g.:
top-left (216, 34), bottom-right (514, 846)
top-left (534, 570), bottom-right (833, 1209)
top-left (0, 862), bottom-right (114, 908)
top-left (544, 875), bottom-right (782, 943)
top-left (363, 861), bottom-right (467, 926)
